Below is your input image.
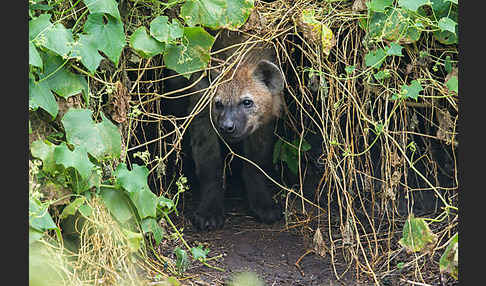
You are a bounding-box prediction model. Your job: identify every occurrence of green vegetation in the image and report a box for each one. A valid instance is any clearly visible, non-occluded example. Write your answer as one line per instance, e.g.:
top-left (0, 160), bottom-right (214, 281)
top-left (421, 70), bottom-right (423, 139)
top-left (29, 0), bottom-right (458, 284)
top-left (29, 0), bottom-right (252, 284)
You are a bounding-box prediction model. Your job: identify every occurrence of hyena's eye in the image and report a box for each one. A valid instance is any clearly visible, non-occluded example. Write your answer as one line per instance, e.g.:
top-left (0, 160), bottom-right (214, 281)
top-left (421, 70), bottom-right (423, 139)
top-left (215, 100), bottom-right (224, 109)
top-left (241, 99), bottom-right (254, 108)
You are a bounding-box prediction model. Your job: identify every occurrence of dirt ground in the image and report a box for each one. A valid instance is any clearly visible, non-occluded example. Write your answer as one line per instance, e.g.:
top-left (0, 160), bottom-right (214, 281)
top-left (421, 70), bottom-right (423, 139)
top-left (171, 198), bottom-right (366, 286)
top-left (151, 175), bottom-right (458, 286)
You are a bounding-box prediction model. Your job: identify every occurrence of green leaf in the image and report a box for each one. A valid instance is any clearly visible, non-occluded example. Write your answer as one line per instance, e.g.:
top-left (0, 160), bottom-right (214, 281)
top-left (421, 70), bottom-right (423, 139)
top-left (431, 0), bottom-right (455, 17)
top-left (285, 152), bottom-right (299, 175)
top-left (291, 138), bottom-right (311, 152)
top-left (29, 3), bottom-right (53, 11)
top-left (30, 140), bottom-right (58, 172)
top-left (398, 0), bottom-right (430, 12)
top-left (29, 197), bottom-right (58, 232)
top-left (445, 75), bottom-right (458, 94)
top-left (301, 139), bottom-right (312, 152)
top-left (130, 26), bottom-right (166, 58)
top-left (367, 8), bottom-right (422, 44)
top-left (164, 27), bottom-right (215, 78)
top-left (344, 65), bottom-right (356, 74)
top-left (283, 140), bottom-right (298, 156)
top-left (29, 227), bottom-right (45, 244)
top-left (115, 163), bottom-right (157, 219)
top-left (78, 204), bottom-right (92, 217)
top-left (281, 138), bottom-right (311, 175)
top-left (70, 168), bottom-right (101, 194)
top-left (439, 232), bottom-right (458, 280)
top-left (168, 19), bottom-right (184, 40)
top-left (29, 41), bottom-right (43, 68)
top-left (191, 246), bottom-right (209, 261)
top-left (115, 163), bottom-right (150, 195)
top-left (365, 48), bottom-right (387, 69)
top-left (130, 188), bottom-right (158, 219)
top-left (29, 14), bottom-right (52, 41)
top-left (122, 228), bottom-right (144, 252)
top-left (40, 52), bottom-right (89, 99)
top-left (224, 0), bottom-right (254, 29)
top-left (433, 30), bottom-right (457, 45)
top-left (29, 14), bottom-right (74, 58)
top-left (373, 69), bottom-right (391, 81)
top-left (393, 80), bottom-right (423, 101)
top-left (72, 34), bottom-right (104, 74)
top-left (29, 78), bottom-right (58, 119)
top-left (82, 13), bottom-right (125, 66)
top-left (141, 218), bottom-right (165, 245)
top-left (71, 14), bottom-right (125, 72)
top-left (374, 70), bottom-right (391, 81)
top-left (275, 139), bottom-right (310, 175)
top-left (53, 143), bottom-right (95, 180)
top-left (367, 0), bottom-right (393, 12)
top-left (150, 16), bottom-right (184, 44)
top-left (402, 80), bottom-right (423, 100)
top-left (29, 242), bottom-right (66, 285)
top-left (158, 196), bottom-right (175, 213)
top-left (181, 0), bottom-right (226, 29)
top-left (272, 139), bottom-right (283, 164)
top-left (97, 112), bottom-right (122, 157)
top-left (83, 0), bottom-right (121, 19)
top-left (62, 108), bottom-right (121, 160)
top-left (399, 214), bottom-right (437, 253)
top-left (374, 122), bottom-right (384, 135)
top-left (150, 16), bottom-right (171, 43)
top-left (59, 197), bottom-right (86, 219)
top-left (181, 0), bottom-right (253, 30)
top-left (100, 187), bottom-right (136, 224)
top-left (430, 0), bottom-right (457, 44)
top-left (386, 42), bottom-right (404, 56)
top-left (438, 17), bottom-right (457, 35)
top-left (444, 55), bottom-right (452, 73)
top-left (32, 139), bottom-right (100, 193)
top-left (174, 247), bottom-right (190, 273)
top-left (42, 23), bottom-right (74, 58)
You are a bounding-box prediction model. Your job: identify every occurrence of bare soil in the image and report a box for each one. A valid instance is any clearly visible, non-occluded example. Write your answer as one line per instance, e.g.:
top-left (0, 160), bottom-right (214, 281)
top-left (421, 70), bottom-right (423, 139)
top-left (176, 199), bottom-right (366, 286)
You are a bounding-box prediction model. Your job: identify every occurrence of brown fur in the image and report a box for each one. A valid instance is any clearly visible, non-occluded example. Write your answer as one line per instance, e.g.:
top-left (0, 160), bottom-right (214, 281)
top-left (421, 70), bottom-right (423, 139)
top-left (212, 60), bottom-right (282, 135)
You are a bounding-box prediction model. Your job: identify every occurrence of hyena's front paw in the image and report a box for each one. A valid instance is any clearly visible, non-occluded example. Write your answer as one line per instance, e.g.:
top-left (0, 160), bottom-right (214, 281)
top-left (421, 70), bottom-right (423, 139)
top-left (192, 204), bottom-right (225, 231)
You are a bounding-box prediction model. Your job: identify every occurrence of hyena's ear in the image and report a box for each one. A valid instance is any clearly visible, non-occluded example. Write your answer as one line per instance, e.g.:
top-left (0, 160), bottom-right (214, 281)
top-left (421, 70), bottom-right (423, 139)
top-left (252, 60), bottom-right (284, 95)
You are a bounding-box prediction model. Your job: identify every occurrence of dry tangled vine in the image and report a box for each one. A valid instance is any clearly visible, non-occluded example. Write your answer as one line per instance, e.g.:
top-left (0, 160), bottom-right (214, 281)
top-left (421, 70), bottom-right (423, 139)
top-left (97, 0), bottom-right (459, 284)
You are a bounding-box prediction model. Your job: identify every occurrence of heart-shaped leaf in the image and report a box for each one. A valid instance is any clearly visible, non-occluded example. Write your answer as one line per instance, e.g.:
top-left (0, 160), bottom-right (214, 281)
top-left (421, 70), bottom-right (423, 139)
top-left (83, 0), bottom-right (121, 19)
top-left (141, 217), bottom-right (165, 245)
top-left (114, 163), bottom-right (157, 219)
top-left (53, 143), bottom-right (95, 180)
top-left (164, 27), bottom-right (215, 78)
top-left (62, 108), bottom-right (121, 160)
top-left (100, 187), bottom-right (136, 224)
top-left (365, 48), bottom-right (387, 69)
top-left (29, 78), bottom-right (58, 119)
top-left (81, 13), bottom-right (125, 66)
top-left (399, 214), bottom-right (437, 253)
top-left (130, 26), bottom-right (165, 58)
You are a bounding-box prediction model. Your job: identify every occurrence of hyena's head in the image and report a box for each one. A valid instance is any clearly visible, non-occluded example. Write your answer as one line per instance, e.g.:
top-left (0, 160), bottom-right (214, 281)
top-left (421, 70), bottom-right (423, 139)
top-left (211, 59), bottom-right (284, 143)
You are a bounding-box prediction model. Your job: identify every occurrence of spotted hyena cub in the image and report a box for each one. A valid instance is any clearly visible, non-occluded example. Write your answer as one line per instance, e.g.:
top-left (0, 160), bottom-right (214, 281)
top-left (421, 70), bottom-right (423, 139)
top-left (179, 31), bottom-right (285, 231)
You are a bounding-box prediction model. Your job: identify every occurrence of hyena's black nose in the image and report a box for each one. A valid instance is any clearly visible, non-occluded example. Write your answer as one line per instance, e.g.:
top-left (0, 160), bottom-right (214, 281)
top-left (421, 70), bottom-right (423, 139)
top-left (220, 120), bottom-right (235, 134)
